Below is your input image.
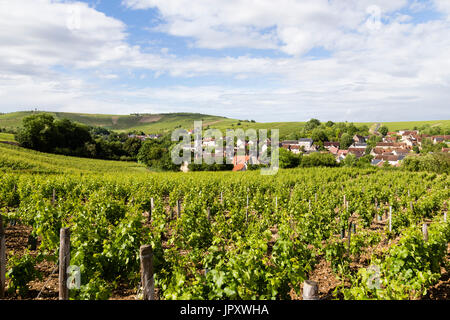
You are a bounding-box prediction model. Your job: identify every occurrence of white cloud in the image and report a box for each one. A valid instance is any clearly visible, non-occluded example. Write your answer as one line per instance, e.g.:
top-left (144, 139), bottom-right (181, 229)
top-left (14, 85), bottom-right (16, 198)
top-left (0, 0), bottom-right (449, 122)
top-left (123, 0), bottom-right (409, 55)
top-left (0, 0), bottom-right (128, 72)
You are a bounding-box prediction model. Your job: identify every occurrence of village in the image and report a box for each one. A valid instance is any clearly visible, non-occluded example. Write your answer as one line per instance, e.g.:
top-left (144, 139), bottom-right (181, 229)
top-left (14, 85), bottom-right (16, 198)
top-left (167, 129), bottom-right (450, 171)
top-left (281, 131), bottom-right (449, 167)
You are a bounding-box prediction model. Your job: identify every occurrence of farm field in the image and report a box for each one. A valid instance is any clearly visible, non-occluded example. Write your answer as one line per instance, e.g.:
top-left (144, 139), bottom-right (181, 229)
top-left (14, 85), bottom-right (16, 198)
top-left (1, 111), bottom-right (449, 136)
top-left (0, 145), bottom-right (449, 300)
top-left (0, 133), bottom-right (16, 142)
top-left (0, 143), bottom-right (147, 174)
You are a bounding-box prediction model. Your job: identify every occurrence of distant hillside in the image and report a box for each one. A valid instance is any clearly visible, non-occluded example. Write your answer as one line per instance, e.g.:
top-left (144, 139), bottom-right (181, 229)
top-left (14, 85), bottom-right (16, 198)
top-left (0, 110), bottom-right (449, 136)
top-left (0, 111), bottom-right (237, 133)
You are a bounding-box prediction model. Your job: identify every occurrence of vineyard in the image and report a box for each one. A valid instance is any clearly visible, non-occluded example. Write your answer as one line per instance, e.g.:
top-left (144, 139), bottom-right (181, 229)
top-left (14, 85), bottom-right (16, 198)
top-left (0, 144), bottom-right (449, 300)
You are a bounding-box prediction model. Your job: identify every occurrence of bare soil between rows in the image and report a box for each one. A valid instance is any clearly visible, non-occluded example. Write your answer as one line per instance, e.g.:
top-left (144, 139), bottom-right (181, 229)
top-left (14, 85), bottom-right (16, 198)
top-left (1, 220), bottom-right (449, 300)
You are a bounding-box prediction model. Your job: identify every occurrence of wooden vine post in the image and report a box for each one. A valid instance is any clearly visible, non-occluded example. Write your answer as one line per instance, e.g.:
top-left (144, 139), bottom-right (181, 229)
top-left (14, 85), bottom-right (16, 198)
top-left (140, 245), bottom-right (155, 300)
top-left (220, 192), bottom-right (223, 204)
top-left (59, 228), bottom-right (70, 300)
top-left (148, 197), bottom-right (154, 222)
top-left (246, 193), bottom-right (249, 222)
top-left (388, 206), bottom-right (392, 232)
top-left (207, 207), bottom-right (211, 221)
top-left (52, 188), bottom-right (56, 205)
top-left (0, 216), bottom-right (6, 299)
top-left (302, 280), bottom-right (319, 300)
top-left (422, 223), bottom-right (428, 242)
top-left (177, 199), bottom-right (181, 218)
top-left (347, 222), bottom-right (352, 255)
top-left (275, 196), bottom-right (278, 212)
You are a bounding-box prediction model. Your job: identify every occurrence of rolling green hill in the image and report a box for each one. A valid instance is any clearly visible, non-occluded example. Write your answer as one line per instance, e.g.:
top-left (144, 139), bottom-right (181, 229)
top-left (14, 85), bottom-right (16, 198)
top-left (0, 142), bottom-right (147, 174)
top-left (0, 110), bottom-right (449, 136)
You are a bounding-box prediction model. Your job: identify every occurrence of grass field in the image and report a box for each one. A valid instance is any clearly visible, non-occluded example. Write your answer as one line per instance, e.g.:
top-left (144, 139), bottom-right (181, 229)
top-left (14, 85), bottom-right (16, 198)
top-left (1, 111), bottom-right (449, 136)
top-left (377, 120), bottom-right (450, 131)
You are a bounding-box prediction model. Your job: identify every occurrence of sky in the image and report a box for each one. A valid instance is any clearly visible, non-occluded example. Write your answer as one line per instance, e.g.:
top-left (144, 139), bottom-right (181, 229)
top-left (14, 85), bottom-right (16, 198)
top-left (0, 0), bottom-right (449, 122)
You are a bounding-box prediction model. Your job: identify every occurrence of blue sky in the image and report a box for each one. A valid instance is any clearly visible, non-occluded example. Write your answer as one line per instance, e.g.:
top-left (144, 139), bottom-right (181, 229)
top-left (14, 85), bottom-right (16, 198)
top-left (0, 0), bottom-right (449, 122)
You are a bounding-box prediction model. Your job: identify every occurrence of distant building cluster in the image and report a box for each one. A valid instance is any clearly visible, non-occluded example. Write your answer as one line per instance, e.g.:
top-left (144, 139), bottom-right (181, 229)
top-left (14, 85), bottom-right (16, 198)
top-left (281, 131), bottom-right (449, 168)
top-left (128, 133), bottom-right (162, 141)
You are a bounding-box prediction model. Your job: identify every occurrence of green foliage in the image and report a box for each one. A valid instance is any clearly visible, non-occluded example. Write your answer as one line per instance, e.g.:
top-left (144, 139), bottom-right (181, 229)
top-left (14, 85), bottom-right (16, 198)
top-left (278, 148), bottom-right (301, 168)
top-left (6, 252), bottom-right (43, 296)
top-left (339, 133), bottom-right (353, 149)
top-left (305, 119), bottom-right (321, 131)
top-left (378, 126), bottom-right (389, 136)
top-left (301, 152), bottom-right (338, 167)
top-left (16, 114), bottom-right (92, 155)
top-left (402, 153), bottom-right (450, 174)
top-left (343, 222), bottom-right (450, 299)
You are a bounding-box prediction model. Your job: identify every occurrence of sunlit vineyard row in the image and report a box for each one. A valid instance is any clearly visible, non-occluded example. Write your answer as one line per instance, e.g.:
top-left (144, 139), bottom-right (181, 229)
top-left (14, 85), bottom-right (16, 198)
top-left (1, 150), bottom-right (448, 299)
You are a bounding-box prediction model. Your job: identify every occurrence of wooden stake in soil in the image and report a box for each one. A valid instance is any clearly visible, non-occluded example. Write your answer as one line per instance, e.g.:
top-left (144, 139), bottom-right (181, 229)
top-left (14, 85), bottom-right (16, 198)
top-left (207, 207), bottom-right (211, 221)
top-left (302, 280), bottom-right (319, 300)
top-left (52, 188), bottom-right (56, 205)
top-left (315, 193), bottom-right (317, 202)
top-left (177, 199), bottom-right (181, 218)
top-left (220, 192), bottom-right (223, 204)
top-left (347, 223), bottom-right (352, 255)
top-left (308, 199), bottom-right (311, 211)
top-left (410, 202), bottom-right (413, 212)
top-left (246, 193), bottom-right (249, 222)
top-left (139, 245), bottom-right (155, 300)
top-left (149, 198), bottom-right (154, 222)
top-left (59, 228), bottom-right (70, 300)
top-left (275, 196), bottom-right (278, 212)
top-left (422, 223), bottom-right (428, 242)
top-left (388, 206), bottom-right (392, 232)
top-left (0, 216), bottom-right (6, 299)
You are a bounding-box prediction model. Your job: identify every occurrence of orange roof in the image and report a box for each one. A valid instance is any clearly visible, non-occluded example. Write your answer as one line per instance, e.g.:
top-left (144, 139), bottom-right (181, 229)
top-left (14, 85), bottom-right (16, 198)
top-left (232, 164), bottom-right (246, 171)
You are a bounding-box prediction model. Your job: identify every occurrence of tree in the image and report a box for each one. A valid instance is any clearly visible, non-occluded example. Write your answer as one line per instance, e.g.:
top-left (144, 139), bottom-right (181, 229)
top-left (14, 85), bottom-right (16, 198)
top-left (16, 114), bottom-right (91, 154)
top-left (278, 148), bottom-right (301, 168)
top-left (301, 152), bottom-right (337, 167)
top-left (16, 113), bottom-right (56, 152)
top-left (311, 128), bottom-right (328, 146)
top-left (341, 153), bottom-right (357, 167)
top-left (123, 138), bottom-right (142, 159)
top-left (137, 140), bottom-right (164, 167)
top-left (305, 119), bottom-right (321, 131)
top-left (339, 133), bottom-right (353, 149)
top-left (378, 126), bottom-right (389, 136)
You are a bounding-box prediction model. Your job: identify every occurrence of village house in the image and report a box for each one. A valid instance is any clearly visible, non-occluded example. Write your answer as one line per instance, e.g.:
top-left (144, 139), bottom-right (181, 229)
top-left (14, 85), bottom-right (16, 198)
top-left (353, 134), bottom-right (366, 144)
top-left (431, 135), bottom-right (450, 144)
top-left (371, 154), bottom-right (405, 167)
top-left (298, 138), bottom-right (314, 151)
top-left (336, 149), bottom-right (348, 163)
top-left (328, 146), bottom-right (339, 155)
top-left (349, 142), bottom-right (367, 149)
top-left (347, 148), bottom-right (365, 159)
top-left (324, 141), bottom-right (340, 149)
